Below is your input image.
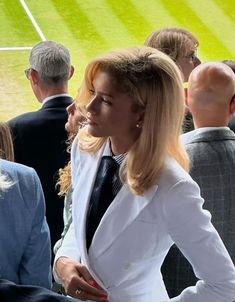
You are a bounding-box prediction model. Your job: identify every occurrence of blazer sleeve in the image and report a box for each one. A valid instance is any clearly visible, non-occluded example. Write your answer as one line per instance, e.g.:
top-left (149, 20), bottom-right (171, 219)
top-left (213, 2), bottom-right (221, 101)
top-left (53, 221), bottom-right (81, 284)
top-left (19, 169), bottom-right (52, 289)
top-left (162, 179), bottom-right (235, 302)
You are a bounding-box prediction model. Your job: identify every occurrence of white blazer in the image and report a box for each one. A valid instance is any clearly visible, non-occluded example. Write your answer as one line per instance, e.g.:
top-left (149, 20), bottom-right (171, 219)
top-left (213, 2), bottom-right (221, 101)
top-left (54, 137), bottom-right (235, 302)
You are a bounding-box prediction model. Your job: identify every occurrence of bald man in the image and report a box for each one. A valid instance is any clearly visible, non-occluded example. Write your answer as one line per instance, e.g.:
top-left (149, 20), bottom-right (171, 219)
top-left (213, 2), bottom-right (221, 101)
top-left (222, 59), bottom-right (235, 132)
top-left (161, 62), bottom-right (235, 298)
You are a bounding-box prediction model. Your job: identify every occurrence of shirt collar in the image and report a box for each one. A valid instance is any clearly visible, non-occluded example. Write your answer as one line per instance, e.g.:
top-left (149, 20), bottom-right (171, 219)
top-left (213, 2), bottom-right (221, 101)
top-left (192, 126), bottom-right (230, 135)
top-left (42, 93), bottom-right (70, 105)
top-left (103, 140), bottom-right (127, 165)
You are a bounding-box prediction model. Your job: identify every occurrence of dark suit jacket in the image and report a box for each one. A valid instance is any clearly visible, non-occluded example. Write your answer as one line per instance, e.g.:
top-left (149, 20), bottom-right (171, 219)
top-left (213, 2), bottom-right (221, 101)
top-left (8, 96), bottom-right (72, 256)
top-left (162, 128), bottom-right (235, 298)
top-left (0, 279), bottom-right (76, 302)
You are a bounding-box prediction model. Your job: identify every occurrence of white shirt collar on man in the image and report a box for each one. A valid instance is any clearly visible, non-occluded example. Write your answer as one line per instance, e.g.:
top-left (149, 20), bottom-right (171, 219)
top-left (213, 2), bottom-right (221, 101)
top-left (42, 93), bottom-right (70, 105)
top-left (180, 126), bottom-right (230, 145)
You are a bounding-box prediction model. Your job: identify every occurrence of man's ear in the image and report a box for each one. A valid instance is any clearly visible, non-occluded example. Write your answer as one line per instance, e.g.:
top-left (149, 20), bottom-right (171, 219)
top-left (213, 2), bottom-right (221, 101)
top-left (230, 95), bottom-right (235, 114)
top-left (69, 66), bottom-right (75, 79)
top-left (30, 69), bottom-right (39, 85)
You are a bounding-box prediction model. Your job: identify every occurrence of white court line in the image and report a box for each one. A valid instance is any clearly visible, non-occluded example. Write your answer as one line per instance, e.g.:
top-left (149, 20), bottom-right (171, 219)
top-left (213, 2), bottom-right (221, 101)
top-left (20, 0), bottom-right (46, 41)
top-left (0, 47), bottom-right (33, 51)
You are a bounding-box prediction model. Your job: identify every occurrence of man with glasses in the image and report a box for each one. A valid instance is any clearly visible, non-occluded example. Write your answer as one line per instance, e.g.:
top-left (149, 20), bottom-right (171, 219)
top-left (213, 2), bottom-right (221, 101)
top-left (145, 27), bottom-right (201, 133)
top-left (8, 41), bottom-right (74, 261)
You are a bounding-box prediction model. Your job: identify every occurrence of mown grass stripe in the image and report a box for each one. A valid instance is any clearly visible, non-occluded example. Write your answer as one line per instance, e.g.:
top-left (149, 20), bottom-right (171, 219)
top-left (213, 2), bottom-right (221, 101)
top-left (77, 0), bottom-right (137, 49)
top-left (159, 0), bottom-right (234, 60)
top-left (23, 1), bottom-right (88, 66)
top-left (50, 0), bottom-right (109, 59)
top-left (213, 0), bottom-right (235, 21)
top-left (0, 0), bottom-right (39, 45)
top-left (185, 0), bottom-right (235, 59)
top-left (105, 0), bottom-right (152, 43)
top-left (129, 0), bottom-right (181, 35)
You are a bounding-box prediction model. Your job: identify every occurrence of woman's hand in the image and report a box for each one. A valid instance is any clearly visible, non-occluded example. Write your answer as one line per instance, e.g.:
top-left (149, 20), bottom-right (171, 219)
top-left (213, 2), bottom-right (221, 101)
top-left (55, 257), bottom-right (108, 301)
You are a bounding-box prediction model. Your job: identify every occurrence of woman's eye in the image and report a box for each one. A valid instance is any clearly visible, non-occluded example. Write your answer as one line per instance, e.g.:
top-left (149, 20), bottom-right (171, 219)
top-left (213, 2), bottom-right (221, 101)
top-left (89, 89), bottom-right (95, 95)
top-left (102, 97), bottom-right (112, 105)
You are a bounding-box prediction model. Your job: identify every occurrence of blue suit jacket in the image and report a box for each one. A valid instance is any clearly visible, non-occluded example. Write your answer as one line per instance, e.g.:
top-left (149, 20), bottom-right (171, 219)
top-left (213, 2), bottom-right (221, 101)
top-left (0, 279), bottom-right (76, 302)
top-left (0, 159), bottom-right (51, 288)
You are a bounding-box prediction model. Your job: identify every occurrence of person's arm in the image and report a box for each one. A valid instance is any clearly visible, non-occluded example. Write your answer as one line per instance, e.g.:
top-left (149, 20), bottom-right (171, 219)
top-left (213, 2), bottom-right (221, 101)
top-left (19, 169), bottom-right (52, 289)
top-left (53, 221), bottom-right (81, 282)
top-left (53, 222), bottom-right (107, 301)
top-left (162, 178), bottom-right (235, 301)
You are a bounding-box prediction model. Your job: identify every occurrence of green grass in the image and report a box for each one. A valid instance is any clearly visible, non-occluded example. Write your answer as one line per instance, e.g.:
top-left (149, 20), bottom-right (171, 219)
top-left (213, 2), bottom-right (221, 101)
top-left (0, 0), bottom-right (235, 121)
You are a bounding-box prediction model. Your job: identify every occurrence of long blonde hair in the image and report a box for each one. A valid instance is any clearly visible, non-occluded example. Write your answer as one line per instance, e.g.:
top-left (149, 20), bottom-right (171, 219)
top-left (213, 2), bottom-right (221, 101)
top-left (75, 46), bottom-right (189, 195)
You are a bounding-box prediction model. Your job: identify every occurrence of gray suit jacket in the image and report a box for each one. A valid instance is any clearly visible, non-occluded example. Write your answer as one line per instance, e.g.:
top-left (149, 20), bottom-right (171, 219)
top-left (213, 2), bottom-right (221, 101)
top-left (162, 128), bottom-right (235, 298)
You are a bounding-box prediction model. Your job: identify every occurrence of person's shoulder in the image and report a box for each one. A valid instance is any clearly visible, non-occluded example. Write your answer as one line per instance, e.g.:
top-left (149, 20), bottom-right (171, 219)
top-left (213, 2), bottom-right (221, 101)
top-left (162, 156), bottom-right (192, 185)
top-left (8, 110), bottom-right (39, 126)
top-left (0, 160), bottom-right (42, 207)
top-left (0, 159), bottom-right (36, 179)
top-left (180, 130), bottom-right (196, 145)
top-left (153, 156), bottom-right (194, 199)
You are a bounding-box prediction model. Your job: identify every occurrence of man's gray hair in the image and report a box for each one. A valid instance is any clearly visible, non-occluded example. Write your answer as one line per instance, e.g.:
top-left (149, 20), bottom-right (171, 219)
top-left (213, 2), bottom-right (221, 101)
top-left (29, 41), bottom-right (71, 85)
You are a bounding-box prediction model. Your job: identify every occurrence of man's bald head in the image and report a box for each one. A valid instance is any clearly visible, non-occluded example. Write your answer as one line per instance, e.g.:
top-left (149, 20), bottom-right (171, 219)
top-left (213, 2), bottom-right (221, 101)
top-left (187, 62), bottom-right (235, 128)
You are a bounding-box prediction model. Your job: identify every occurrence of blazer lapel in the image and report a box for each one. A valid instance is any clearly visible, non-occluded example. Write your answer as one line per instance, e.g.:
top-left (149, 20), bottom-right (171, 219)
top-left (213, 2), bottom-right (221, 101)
top-left (74, 144), bottom-right (105, 272)
top-left (89, 182), bottom-right (158, 258)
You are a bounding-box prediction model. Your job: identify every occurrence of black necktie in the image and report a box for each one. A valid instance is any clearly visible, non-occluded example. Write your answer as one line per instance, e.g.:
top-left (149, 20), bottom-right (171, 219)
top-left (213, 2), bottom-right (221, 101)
top-left (86, 156), bottom-right (122, 249)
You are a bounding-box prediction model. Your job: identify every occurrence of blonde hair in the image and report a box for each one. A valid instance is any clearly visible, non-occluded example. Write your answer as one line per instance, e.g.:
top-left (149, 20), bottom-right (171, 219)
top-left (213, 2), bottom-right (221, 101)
top-left (57, 134), bottom-right (75, 197)
top-left (75, 46), bottom-right (189, 195)
top-left (0, 122), bottom-right (14, 161)
top-left (57, 161), bottom-right (71, 197)
top-left (144, 27), bottom-right (199, 61)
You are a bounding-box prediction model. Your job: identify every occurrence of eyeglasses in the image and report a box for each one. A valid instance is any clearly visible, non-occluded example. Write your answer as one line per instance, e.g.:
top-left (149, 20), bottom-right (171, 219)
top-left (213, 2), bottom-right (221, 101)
top-left (24, 68), bottom-right (37, 79)
top-left (183, 49), bottom-right (198, 62)
top-left (24, 68), bottom-right (31, 79)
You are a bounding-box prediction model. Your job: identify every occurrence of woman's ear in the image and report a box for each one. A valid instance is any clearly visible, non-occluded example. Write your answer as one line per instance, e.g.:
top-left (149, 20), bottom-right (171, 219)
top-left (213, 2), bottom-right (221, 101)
top-left (136, 109), bottom-right (145, 128)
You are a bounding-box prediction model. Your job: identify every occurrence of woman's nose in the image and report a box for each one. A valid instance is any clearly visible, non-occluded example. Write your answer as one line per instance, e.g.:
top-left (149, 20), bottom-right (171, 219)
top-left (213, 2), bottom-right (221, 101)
top-left (67, 102), bottom-right (76, 114)
top-left (86, 95), bottom-right (98, 113)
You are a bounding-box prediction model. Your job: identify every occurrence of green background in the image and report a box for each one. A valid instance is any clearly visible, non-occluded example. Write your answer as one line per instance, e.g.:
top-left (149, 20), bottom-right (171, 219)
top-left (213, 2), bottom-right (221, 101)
top-left (0, 0), bottom-right (235, 121)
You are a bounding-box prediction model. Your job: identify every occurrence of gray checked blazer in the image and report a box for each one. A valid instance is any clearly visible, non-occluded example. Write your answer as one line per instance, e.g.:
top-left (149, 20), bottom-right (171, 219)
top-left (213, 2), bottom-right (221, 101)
top-left (161, 128), bottom-right (235, 298)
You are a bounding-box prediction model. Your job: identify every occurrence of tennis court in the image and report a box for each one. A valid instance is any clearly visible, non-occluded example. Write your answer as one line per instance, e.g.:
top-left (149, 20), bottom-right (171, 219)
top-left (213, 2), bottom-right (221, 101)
top-left (0, 0), bottom-right (234, 121)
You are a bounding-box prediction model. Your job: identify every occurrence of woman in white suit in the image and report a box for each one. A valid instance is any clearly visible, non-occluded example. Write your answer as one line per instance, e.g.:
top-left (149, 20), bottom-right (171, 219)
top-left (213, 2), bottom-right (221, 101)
top-left (54, 46), bottom-right (235, 301)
